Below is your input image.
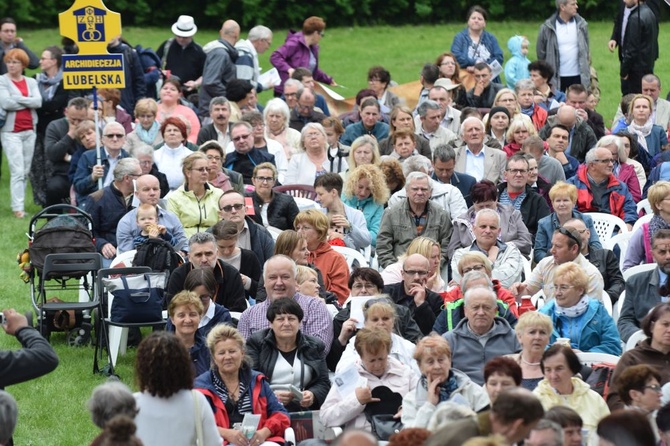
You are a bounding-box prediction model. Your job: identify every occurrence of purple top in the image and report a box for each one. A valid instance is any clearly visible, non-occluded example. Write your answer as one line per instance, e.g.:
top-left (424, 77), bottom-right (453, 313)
top-left (270, 30), bottom-right (333, 95)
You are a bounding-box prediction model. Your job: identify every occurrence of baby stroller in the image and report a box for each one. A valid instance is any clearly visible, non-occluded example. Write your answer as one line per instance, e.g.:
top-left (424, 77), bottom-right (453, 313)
top-left (27, 205), bottom-right (100, 346)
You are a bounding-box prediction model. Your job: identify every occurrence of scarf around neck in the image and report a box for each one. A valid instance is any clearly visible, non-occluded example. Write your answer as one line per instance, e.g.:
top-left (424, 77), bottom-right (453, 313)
top-left (628, 119), bottom-right (653, 152)
top-left (136, 121), bottom-right (160, 145)
top-left (649, 214), bottom-right (670, 239)
top-left (36, 69), bottom-right (63, 101)
top-left (554, 294), bottom-right (589, 318)
top-left (420, 370), bottom-right (459, 403)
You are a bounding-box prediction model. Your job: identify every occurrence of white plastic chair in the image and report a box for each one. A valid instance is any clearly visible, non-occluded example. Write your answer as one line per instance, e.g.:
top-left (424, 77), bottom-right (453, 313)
top-left (637, 198), bottom-right (652, 215)
top-left (584, 212), bottom-right (629, 242)
top-left (625, 329), bottom-right (647, 351)
top-left (531, 290), bottom-right (545, 310)
top-left (623, 263), bottom-right (657, 281)
top-left (576, 351), bottom-right (620, 367)
top-left (521, 256), bottom-right (533, 282)
top-left (632, 213), bottom-right (653, 234)
top-left (600, 290), bottom-right (612, 316)
top-left (603, 232), bottom-right (632, 271)
top-left (110, 249), bottom-right (137, 268)
top-left (267, 226), bottom-right (283, 241)
top-left (332, 246), bottom-right (369, 272)
top-left (613, 290), bottom-right (625, 324)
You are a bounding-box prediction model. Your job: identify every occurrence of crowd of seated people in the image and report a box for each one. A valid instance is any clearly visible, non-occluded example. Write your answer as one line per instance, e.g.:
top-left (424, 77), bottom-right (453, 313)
top-left (8, 6), bottom-right (670, 445)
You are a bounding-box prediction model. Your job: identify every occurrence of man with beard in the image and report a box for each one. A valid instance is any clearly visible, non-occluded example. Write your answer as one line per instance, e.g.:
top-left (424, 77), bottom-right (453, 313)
top-left (618, 229), bottom-right (670, 341)
top-left (197, 97), bottom-right (232, 146)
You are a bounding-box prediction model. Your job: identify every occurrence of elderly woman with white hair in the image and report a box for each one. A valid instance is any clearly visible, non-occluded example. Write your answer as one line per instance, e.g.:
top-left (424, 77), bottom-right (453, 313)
top-left (284, 123), bottom-right (348, 185)
top-left (450, 208), bottom-right (523, 289)
top-left (130, 144), bottom-right (170, 198)
top-left (87, 381), bottom-right (139, 445)
top-left (264, 98), bottom-right (301, 161)
top-left (596, 135), bottom-right (642, 202)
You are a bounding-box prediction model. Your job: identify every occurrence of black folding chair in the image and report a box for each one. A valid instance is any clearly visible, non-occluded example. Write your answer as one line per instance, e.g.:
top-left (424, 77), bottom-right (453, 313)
top-left (94, 267), bottom-right (167, 376)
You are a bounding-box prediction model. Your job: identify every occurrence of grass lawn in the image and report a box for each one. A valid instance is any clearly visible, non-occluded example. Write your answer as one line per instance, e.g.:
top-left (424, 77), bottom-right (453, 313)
top-left (0, 21), bottom-right (665, 444)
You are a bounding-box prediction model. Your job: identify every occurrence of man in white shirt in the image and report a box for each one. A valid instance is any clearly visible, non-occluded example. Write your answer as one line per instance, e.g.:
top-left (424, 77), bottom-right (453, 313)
top-left (454, 118), bottom-right (506, 184)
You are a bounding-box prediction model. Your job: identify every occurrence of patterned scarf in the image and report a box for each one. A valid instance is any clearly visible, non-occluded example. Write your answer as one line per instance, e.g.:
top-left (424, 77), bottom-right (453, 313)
top-left (627, 119), bottom-right (653, 153)
top-left (554, 294), bottom-right (589, 318)
top-left (420, 370), bottom-right (460, 403)
top-left (649, 214), bottom-right (670, 239)
top-left (135, 120), bottom-right (160, 145)
top-left (35, 69), bottom-right (63, 101)
top-left (211, 369), bottom-right (251, 414)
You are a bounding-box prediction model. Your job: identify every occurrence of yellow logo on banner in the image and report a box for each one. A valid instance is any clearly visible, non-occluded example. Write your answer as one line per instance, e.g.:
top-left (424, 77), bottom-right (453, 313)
top-left (58, 0), bottom-right (125, 89)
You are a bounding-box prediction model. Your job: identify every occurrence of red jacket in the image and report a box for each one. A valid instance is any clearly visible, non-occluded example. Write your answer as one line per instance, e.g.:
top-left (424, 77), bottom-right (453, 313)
top-left (195, 370), bottom-right (290, 445)
top-left (530, 106), bottom-right (548, 131)
top-left (308, 242), bottom-right (350, 305)
top-left (569, 164), bottom-right (632, 222)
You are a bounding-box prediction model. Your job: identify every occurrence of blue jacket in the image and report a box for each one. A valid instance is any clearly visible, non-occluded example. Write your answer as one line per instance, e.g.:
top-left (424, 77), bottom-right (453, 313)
top-left (504, 36), bottom-right (530, 89)
top-left (533, 210), bottom-right (602, 263)
top-left (340, 121), bottom-right (389, 146)
top-left (451, 28), bottom-right (504, 82)
top-left (189, 331), bottom-right (211, 377)
top-left (342, 195), bottom-right (384, 247)
top-left (73, 148), bottom-right (130, 204)
top-left (107, 42), bottom-right (146, 117)
top-left (88, 184), bottom-right (132, 251)
top-left (540, 298), bottom-right (622, 355)
top-left (224, 148), bottom-right (275, 184)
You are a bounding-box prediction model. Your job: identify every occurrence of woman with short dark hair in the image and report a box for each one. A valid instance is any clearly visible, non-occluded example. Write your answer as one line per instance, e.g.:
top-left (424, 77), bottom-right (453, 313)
top-left (246, 298), bottom-right (331, 412)
top-left (133, 332), bottom-right (221, 445)
top-left (451, 5), bottom-right (504, 82)
top-left (533, 344), bottom-right (610, 439)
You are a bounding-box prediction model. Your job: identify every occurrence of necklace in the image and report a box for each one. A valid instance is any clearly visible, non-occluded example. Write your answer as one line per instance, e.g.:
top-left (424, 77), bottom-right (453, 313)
top-left (226, 381), bottom-right (240, 402)
top-left (521, 355), bottom-right (541, 366)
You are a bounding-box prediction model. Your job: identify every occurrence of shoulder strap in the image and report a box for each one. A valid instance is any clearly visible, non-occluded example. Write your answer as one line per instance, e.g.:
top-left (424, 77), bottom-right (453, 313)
top-left (192, 390), bottom-right (204, 445)
top-left (162, 38), bottom-right (174, 70)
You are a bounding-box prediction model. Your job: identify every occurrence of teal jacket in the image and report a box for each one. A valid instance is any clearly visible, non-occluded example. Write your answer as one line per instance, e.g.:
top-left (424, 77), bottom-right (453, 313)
top-left (540, 298), bottom-right (622, 355)
top-left (342, 194), bottom-right (384, 247)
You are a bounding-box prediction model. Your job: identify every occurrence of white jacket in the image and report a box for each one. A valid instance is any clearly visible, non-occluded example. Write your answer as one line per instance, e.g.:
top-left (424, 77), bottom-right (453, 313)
top-left (401, 368), bottom-right (490, 428)
top-left (335, 333), bottom-right (419, 376)
top-left (0, 74), bottom-right (41, 132)
top-left (387, 178), bottom-right (467, 219)
top-left (320, 357), bottom-right (418, 430)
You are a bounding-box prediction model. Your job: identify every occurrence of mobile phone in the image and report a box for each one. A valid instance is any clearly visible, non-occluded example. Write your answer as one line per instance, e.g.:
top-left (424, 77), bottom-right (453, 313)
top-left (0, 314), bottom-right (5, 325)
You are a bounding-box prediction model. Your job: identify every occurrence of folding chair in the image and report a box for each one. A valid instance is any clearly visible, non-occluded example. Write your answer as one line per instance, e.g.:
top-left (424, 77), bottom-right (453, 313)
top-left (94, 267), bottom-right (167, 376)
top-left (36, 253), bottom-right (103, 346)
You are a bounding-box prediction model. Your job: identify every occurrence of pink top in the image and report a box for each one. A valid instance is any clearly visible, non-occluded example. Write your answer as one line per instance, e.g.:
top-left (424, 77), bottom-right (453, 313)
top-left (156, 103), bottom-right (201, 144)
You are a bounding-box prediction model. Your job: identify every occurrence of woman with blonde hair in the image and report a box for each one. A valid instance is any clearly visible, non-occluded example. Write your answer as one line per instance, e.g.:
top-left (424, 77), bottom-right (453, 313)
top-left (379, 106), bottom-right (432, 157)
top-left (503, 117), bottom-right (536, 158)
top-left (509, 311), bottom-right (553, 390)
top-left (124, 98), bottom-right (162, 152)
top-left (295, 265), bottom-right (321, 299)
top-left (380, 236), bottom-right (444, 293)
top-left (284, 123), bottom-right (348, 184)
top-left (342, 164), bottom-right (389, 247)
top-left (539, 262), bottom-right (621, 355)
top-left (627, 94), bottom-right (667, 172)
top-left (167, 290), bottom-right (210, 376)
top-left (167, 152), bottom-right (223, 237)
top-left (294, 210), bottom-right (350, 305)
top-left (346, 135), bottom-right (381, 170)
top-left (533, 181), bottom-right (602, 263)
top-left (195, 325), bottom-right (290, 444)
top-left (624, 181), bottom-right (670, 270)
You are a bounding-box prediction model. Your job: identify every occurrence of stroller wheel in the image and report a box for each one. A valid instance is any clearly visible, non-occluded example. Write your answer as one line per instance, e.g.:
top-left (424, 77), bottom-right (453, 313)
top-left (66, 323), bottom-right (91, 347)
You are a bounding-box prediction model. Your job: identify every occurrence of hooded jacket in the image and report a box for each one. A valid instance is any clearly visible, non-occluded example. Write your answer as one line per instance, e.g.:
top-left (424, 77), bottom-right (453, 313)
top-left (195, 367), bottom-right (290, 445)
top-left (539, 298), bottom-right (622, 355)
top-left (320, 357), bottom-right (418, 431)
top-left (199, 39), bottom-right (239, 117)
top-left (504, 36), bottom-right (531, 89)
top-left (566, 164), bottom-right (638, 224)
top-left (533, 377), bottom-right (610, 435)
top-left (270, 30), bottom-right (333, 96)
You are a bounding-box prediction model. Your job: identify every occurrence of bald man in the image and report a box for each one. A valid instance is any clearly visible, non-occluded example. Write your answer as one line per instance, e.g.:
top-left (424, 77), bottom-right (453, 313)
top-left (199, 19), bottom-right (241, 118)
top-left (539, 104), bottom-right (597, 163)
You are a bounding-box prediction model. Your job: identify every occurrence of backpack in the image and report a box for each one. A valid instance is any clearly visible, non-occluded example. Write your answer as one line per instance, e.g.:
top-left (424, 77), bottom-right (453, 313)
top-left (585, 362), bottom-right (617, 399)
top-left (132, 238), bottom-right (182, 276)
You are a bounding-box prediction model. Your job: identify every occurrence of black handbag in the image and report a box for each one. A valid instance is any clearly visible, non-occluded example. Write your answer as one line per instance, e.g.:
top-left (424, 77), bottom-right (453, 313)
top-left (363, 386), bottom-right (404, 441)
top-left (103, 272), bottom-right (166, 323)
